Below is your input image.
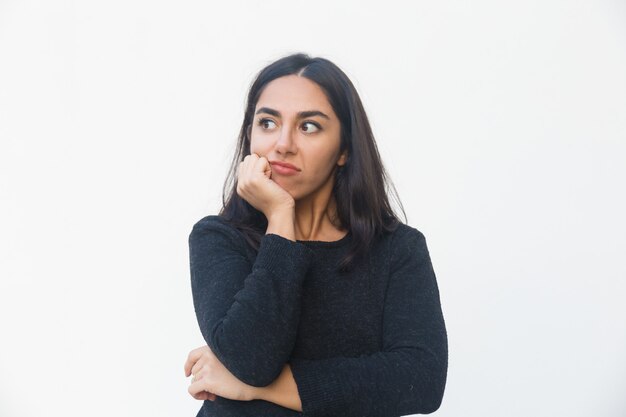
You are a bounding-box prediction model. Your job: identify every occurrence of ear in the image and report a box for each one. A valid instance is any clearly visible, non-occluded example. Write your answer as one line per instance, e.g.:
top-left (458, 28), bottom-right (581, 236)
top-left (337, 150), bottom-right (348, 166)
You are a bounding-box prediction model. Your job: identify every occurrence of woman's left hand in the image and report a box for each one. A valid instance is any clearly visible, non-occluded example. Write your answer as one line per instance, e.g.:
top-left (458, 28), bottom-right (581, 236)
top-left (184, 345), bottom-right (259, 402)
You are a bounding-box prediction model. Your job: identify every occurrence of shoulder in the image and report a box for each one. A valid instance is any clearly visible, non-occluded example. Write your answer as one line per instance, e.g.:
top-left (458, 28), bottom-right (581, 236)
top-left (190, 214), bottom-right (234, 236)
top-left (190, 214), bottom-right (234, 234)
top-left (188, 215), bottom-right (248, 253)
top-left (387, 222), bottom-right (427, 247)
top-left (386, 222), bottom-right (430, 265)
top-left (190, 215), bottom-right (242, 237)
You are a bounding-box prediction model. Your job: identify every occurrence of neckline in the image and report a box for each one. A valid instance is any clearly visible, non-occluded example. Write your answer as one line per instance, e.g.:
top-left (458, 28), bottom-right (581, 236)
top-left (296, 230), bottom-right (351, 248)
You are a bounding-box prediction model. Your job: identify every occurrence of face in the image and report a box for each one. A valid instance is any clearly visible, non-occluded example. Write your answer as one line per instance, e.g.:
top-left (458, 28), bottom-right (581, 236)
top-left (249, 75), bottom-right (347, 201)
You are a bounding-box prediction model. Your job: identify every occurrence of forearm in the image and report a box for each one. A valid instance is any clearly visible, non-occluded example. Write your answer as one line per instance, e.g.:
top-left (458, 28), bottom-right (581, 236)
top-left (288, 347), bottom-right (447, 417)
top-left (190, 217), bottom-right (313, 387)
top-left (253, 363), bottom-right (302, 412)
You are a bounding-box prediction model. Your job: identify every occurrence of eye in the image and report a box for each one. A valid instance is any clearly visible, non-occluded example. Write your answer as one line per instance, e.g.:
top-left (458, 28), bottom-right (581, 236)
top-left (301, 121), bottom-right (321, 133)
top-left (257, 118), bottom-right (277, 130)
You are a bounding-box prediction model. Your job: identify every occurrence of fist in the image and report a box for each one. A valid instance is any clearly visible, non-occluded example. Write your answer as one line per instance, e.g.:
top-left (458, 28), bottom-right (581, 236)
top-left (236, 153), bottom-right (295, 217)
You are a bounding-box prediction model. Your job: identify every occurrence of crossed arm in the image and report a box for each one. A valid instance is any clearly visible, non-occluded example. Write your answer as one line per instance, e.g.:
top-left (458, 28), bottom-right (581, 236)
top-left (188, 217), bottom-right (447, 416)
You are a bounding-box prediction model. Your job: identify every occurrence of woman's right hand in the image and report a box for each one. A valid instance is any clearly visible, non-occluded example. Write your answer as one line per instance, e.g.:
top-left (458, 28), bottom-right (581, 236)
top-left (237, 153), bottom-right (295, 218)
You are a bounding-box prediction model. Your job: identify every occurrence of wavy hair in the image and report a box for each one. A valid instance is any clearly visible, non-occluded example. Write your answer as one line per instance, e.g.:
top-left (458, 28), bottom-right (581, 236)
top-left (219, 52), bottom-right (406, 272)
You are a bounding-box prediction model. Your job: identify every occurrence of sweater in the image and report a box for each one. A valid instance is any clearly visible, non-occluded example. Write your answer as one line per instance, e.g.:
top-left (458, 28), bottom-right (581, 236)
top-left (188, 215), bottom-right (448, 417)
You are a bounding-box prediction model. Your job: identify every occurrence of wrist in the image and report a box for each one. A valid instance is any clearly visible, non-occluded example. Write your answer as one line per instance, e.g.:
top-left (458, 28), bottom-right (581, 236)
top-left (266, 208), bottom-right (296, 241)
top-left (249, 385), bottom-right (269, 402)
top-left (249, 374), bottom-right (279, 403)
top-left (266, 205), bottom-right (295, 220)
top-left (253, 364), bottom-right (302, 411)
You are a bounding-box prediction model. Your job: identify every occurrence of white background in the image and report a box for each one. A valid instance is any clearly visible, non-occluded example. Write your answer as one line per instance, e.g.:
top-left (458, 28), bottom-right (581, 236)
top-left (1, 1), bottom-right (625, 416)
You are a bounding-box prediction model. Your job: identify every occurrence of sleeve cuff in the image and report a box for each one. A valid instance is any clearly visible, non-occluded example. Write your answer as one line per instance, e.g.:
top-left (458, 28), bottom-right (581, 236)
top-left (290, 358), bottom-right (346, 416)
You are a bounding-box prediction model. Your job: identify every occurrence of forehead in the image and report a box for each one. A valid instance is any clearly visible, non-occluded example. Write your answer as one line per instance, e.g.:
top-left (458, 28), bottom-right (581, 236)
top-left (256, 75), bottom-right (334, 115)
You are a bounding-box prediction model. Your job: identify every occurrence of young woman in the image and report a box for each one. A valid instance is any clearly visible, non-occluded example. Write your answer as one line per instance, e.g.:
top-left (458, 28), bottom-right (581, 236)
top-left (184, 53), bottom-right (448, 416)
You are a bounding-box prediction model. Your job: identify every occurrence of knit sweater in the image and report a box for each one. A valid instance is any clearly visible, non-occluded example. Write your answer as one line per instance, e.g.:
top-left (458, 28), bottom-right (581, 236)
top-left (188, 215), bottom-right (448, 417)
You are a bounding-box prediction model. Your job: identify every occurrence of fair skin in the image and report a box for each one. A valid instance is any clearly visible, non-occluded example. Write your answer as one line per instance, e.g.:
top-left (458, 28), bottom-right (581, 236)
top-left (185, 74), bottom-right (348, 410)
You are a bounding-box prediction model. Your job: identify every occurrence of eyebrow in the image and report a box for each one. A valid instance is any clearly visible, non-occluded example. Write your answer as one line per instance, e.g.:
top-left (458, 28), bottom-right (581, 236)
top-left (255, 107), bottom-right (330, 120)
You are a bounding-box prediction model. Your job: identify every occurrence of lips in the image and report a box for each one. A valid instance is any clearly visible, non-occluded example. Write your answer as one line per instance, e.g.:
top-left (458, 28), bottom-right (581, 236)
top-left (270, 161), bottom-right (301, 171)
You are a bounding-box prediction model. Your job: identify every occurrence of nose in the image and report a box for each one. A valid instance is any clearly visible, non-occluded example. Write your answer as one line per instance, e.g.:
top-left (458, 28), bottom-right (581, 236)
top-left (274, 125), bottom-right (297, 155)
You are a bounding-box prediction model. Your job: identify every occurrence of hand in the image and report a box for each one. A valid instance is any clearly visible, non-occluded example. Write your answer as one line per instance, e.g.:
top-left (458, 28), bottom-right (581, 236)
top-left (184, 345), bottom-right (259, 402)
top-left (237, 153), bottom-right (295, 218)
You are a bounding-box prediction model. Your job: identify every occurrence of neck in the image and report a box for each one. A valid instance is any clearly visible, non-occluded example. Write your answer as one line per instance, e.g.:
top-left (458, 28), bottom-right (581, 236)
top-left (293, 173), bottom-right (345, 241)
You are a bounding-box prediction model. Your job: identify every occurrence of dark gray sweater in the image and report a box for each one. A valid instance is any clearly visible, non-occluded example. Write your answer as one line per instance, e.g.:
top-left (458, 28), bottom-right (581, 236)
top-left (189, 215), bottom-right (447, 417)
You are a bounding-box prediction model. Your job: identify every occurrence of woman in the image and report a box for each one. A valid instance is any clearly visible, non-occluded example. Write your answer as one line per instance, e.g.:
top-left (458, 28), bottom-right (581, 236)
top-left (184, 53), bottom-right (448, 416)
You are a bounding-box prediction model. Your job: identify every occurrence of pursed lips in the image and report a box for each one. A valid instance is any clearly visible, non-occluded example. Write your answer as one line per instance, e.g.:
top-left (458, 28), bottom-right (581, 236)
top-left (270, 161), bottom-right (301, 171)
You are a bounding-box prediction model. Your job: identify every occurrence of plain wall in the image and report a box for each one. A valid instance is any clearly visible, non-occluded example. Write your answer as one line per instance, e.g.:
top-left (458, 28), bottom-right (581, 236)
top-left (1, 1), bottom-right (625, 416)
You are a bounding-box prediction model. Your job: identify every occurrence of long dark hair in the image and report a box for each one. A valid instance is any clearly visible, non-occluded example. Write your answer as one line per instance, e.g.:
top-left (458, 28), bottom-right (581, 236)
top-left (219, 52), bottom-right (406, 272)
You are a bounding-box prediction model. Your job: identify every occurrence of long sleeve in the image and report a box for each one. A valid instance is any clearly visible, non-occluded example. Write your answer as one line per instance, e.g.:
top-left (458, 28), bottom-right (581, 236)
top-left (189, 216), bottom-right (314, 387)
top-left (289, 227), bottom-right (448, 417)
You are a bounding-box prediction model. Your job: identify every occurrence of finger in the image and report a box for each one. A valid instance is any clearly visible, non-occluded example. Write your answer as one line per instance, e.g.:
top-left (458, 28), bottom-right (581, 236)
top-left (196, 392), bottom-right (217, 401)
top-left (184, 352), bottom-right (198, 377)
top-left (184, 356), bottom-right (194, 377)
top-left (264, 158), bottom-right (272, 178)
top-left (243, 153), bottom-right (256, 169)
top-left (193, 389), bottom-right (215, 401)
top-left (253, 154), bottom-right (269, 176)
top-left (240, 156), bottom-right (252, 181)
top-left (184, 348), bottom-right (204, 376)
top-left (188, 379), bottom-right (217, 401)
top-left (189, 381), bottom-right (205, 399)
top-left (191, 361), bottom-right (203, 377)
top-left (195, 392), bottom-right (210, 401)
top-left (246, 153), bottom-right (259, 176)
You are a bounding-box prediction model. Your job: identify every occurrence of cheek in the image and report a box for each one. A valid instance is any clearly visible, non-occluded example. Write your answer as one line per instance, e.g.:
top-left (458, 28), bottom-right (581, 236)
top-left (311, 145), bottom-right (341, 171)
top-left (303, 158), bottom-right (336, 185)
top-left (249, 133), bottom-right (272, 155)
top-left (249, 136), bottom-right (261, 155)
